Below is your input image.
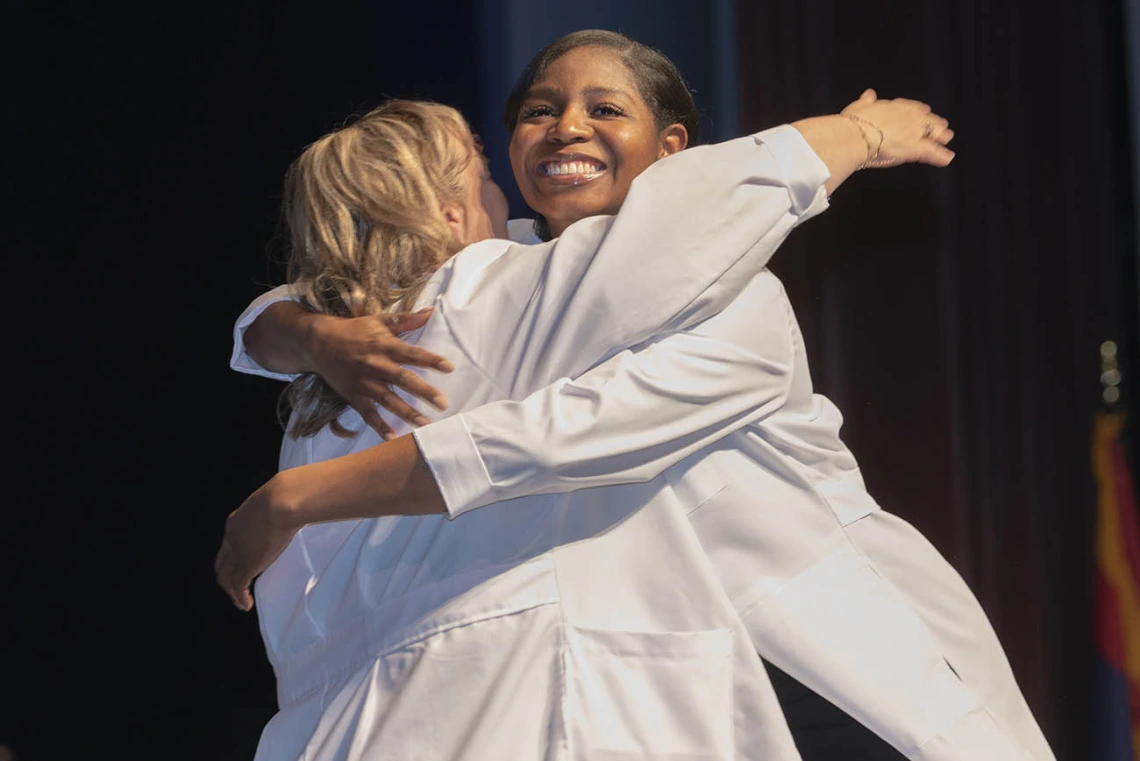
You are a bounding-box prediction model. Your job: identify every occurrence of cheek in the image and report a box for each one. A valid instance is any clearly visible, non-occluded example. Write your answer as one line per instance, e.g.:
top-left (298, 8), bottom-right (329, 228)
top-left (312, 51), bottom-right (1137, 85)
top-left (485, 185), bottom-right (509, 233)
top-left (615, 130), bottom-right (663, 176)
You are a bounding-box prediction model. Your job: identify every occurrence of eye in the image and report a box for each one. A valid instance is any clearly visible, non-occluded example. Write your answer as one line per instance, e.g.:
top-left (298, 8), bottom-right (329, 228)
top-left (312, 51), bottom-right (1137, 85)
top-left (593, 104), bottom-right (625, 117)
top-left (520, 104), bottom-right (555, 120)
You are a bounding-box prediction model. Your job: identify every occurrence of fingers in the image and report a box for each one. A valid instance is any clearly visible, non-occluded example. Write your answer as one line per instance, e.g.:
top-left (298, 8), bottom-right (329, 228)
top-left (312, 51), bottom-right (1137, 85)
top-left (384, 340), bottom-right (455, 374)
top-left (375, 395), bottom-right (431, 431)
top-left (215, 544), bottom-right (254, 612)
top-left (932, 145), bottom-right (956, 166)
top-left (354, 385), bottom-right (431, 434)
top-left (920, 141), bottom-right (956, 166)
top-left (371, 381), bottom-right (433, 425)
top-left (350, 363), bottom-right (451, 437)
top-left (389, 366), bottom-right (448, 410)
top-left (923, 115), bottom-right (955, 165)
top-left (355, 401), bottom-right (397, 440)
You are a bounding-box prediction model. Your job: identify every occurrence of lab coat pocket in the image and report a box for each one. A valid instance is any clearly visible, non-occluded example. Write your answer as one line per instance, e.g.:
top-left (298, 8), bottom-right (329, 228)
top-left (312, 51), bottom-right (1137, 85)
top-left (812, 468), bottom-right (879, 526)
top-left (562, 625), bottom-right (734, 761)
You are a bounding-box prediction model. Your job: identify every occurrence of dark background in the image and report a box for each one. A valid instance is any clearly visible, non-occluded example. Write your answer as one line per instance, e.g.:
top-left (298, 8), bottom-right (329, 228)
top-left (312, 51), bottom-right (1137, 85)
top-left (4, 1), bottom-right (1137, 759)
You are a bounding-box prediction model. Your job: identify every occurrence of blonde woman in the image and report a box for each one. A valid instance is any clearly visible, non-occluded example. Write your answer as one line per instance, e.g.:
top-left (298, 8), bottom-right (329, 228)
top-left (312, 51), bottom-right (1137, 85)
top-left (275, 100), bottom-right (507, 441)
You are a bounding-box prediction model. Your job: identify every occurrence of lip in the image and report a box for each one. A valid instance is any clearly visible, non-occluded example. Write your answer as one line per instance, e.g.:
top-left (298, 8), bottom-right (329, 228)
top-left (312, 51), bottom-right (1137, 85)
top-left (535, 153), bottom-right (608, 185)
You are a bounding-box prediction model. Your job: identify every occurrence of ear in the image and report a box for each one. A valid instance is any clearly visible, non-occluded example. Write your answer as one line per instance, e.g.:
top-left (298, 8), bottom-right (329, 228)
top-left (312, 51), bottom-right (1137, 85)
top-left (441, 200), bottom-right (467, 241)
top-left (659, 123), bottom-right (689, 158)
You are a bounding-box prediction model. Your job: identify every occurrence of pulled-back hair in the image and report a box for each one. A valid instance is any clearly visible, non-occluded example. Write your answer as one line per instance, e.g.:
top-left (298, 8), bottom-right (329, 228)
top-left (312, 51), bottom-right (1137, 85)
top-left (503, 29), bottom-right (700, 240)
top-left (281, 99), bottom-right (475, 438)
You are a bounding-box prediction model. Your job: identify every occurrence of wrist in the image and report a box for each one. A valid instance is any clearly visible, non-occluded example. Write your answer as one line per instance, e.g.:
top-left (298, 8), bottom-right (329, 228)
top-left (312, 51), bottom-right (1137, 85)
top-left (291, 309), bottom-right (328, 375)
top-left (791, 115), bottom-right (867, 194)
top-left (843, 113), bottom-right (884, 168)
top-left (265, 470), bottom-right (310, 530)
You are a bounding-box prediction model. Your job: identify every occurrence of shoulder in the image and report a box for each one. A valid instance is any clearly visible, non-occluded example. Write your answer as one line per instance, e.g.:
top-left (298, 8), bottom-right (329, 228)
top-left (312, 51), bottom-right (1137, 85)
top-left (430, 238), bottom-right (514, 303)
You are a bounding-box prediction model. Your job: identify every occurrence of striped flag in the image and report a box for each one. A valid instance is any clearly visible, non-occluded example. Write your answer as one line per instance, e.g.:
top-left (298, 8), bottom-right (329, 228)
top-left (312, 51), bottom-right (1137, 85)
top-left (1093, 411), bottom-right (1140, 760)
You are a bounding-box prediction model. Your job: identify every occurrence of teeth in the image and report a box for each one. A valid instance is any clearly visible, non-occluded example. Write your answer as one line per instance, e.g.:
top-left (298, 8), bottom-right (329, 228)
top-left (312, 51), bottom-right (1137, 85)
top-left (543, 160), bottom-right (603, 176)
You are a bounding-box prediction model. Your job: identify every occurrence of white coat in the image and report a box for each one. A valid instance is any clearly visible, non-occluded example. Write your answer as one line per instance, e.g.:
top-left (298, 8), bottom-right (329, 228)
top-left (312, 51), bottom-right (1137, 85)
top-left (234, 126), bottom-right (1057, 760)
top-left (232, 126), bottom-right (832, 761)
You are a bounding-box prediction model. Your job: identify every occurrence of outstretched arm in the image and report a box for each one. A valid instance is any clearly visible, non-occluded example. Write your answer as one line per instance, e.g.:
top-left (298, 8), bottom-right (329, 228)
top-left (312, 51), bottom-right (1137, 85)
top-left (229, 92), bottom-right (951, 409)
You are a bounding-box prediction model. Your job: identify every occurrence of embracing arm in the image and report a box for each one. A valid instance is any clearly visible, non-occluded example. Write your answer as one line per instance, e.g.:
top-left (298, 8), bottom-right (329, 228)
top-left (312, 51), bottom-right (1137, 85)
top-left (404, 98), bottom-right (955, 513)
top-left (416, 273), bottom-right (797, 517)
top-left (231, 286), bottom-right (452, 435)
top-left (458, 93), bottom-right (954, 375)
top-left (230, 286), bottom-right (307, 381)
top-left (289, 292), bottom-right (794, 523)
top-left (231, 92), bottom-right (951, 395)
top-left (215, 274), bottom-right (796, 608)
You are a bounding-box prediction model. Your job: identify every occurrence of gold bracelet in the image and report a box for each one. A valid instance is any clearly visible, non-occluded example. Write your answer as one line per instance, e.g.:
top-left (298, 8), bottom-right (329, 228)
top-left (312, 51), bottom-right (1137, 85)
top-left (845, 113), bottom-right (884, 168)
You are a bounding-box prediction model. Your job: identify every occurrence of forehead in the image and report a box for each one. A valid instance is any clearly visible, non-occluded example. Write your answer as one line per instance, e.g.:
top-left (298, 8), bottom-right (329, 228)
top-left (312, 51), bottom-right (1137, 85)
top-left (528, 45), bottom-right (643, 102)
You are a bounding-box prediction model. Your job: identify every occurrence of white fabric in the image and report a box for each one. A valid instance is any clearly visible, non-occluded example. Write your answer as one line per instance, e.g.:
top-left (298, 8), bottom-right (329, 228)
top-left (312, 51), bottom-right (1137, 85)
top-left (234, 126), bottom-right (832, 761)
top-left (412, 268), bottom-right (1057, 760)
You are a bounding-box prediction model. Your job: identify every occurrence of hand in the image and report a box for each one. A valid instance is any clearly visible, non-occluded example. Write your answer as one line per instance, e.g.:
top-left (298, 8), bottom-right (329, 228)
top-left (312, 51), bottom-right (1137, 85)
top-left (841, 89), bottom-right (956, 168)
top-left (214, 475), bottom-right (300, 612)
top-left (304, 309), bottom-right (455, 440)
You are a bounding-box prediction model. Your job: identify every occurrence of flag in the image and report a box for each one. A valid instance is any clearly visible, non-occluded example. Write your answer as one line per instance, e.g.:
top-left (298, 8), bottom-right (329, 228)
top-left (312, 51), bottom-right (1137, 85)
top-left (1093, 411), bottom-right (1140, 760)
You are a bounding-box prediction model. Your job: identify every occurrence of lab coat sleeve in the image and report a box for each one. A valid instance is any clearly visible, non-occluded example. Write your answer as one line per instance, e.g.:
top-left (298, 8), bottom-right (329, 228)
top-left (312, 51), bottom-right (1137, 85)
top-left (435, 125), bottom-right (829, 398)
top-left (229, 284), bottom-right (299, 381)
top-left (414, 273), bottom-right (795, 517)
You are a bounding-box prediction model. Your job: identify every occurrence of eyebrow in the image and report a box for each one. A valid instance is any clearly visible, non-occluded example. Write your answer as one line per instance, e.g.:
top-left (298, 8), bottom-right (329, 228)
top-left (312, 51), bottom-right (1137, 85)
top-left (523, 86), bottom-right (630, 101)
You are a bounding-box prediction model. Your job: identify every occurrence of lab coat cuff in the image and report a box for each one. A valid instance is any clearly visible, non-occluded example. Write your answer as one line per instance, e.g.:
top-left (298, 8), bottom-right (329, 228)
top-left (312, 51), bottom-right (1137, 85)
top-left (753, 124), bottom-right (831, 218)
top-left (230, 284), bottom-right (301, 381)
top-left (413, 414), bottom-right (496, 519)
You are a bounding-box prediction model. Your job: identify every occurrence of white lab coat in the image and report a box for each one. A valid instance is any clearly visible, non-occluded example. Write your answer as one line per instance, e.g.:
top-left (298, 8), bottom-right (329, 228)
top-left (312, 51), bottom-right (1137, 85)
top-left (234, 130), bottom-right (1057, 759)
top-left (232, 126), bottom-right (831, 761)
top-left (413, 279), bottom-right (1058, 761)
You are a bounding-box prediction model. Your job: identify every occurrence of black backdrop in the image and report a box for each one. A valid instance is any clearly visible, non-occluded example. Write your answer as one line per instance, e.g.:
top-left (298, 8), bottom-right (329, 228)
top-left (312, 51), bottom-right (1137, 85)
top-left (4, 2), bottom-right (1136, 760)
top-left (736, 1), bottom-right (1139, 758)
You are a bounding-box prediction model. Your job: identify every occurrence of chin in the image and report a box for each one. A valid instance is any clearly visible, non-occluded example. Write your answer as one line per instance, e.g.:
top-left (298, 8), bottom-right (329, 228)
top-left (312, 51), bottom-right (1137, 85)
top-left (546, 200), bottom-right (612, 227)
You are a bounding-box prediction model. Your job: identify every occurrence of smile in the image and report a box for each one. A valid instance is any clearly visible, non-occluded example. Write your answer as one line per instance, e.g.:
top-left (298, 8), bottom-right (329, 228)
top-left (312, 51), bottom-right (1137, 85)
top-left (537, 156), bottom-right (607, 184)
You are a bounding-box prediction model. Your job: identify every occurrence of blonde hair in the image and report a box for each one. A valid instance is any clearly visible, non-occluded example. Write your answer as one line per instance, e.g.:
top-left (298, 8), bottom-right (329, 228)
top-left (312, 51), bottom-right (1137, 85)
top-left (280, 99), bottom-right (476, 438)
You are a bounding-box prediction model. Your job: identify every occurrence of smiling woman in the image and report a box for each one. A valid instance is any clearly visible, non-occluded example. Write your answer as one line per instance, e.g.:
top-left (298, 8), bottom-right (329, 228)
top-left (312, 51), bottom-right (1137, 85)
top-left (504, 29), bottom-right (698, 240)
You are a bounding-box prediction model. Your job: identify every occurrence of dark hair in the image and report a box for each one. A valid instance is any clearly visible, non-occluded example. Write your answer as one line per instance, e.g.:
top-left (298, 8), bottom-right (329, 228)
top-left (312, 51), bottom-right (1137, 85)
top-left (504, 30), bottom-right (699, 141)
top-left (503, 30), bottom-right (700, 240)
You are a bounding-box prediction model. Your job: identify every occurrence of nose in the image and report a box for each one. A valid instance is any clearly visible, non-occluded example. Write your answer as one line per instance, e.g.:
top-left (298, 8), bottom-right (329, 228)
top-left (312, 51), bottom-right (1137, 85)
top-left (546, 108), bottom-right (591, 143)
